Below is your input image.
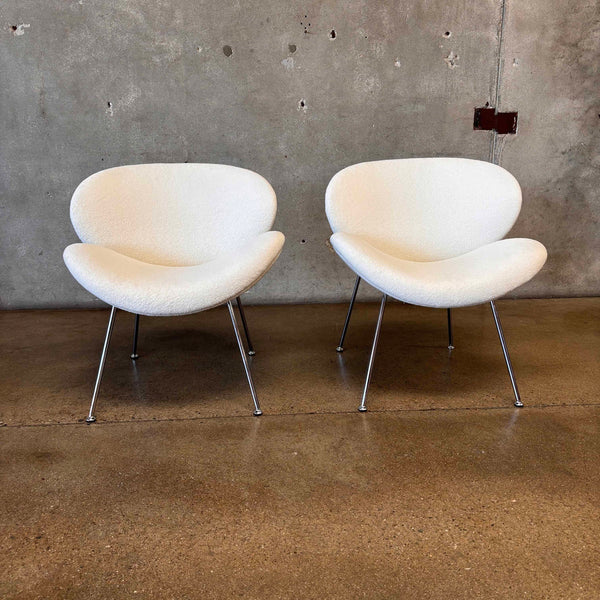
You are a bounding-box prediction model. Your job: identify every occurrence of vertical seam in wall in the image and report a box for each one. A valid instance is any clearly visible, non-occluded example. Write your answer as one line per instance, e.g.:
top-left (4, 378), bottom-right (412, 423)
top-left (490, 0), bottom-right (507, 164)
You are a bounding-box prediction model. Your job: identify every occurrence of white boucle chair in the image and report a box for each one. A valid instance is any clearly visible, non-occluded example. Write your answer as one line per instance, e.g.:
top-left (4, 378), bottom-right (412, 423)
top-left (64, 163), bottom-right (285, 422)
top-left (326, 158), bottom-right (547, 411)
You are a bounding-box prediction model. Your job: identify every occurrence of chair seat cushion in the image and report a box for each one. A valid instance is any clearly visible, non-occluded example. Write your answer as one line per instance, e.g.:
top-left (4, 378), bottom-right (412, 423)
top-left (64, 231), bottom-right (284, 316)
top-left (330, 232), bottom-right (547, 308)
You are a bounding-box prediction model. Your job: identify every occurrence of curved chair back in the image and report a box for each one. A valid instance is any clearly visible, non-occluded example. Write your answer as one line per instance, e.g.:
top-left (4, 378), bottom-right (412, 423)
top-left (70, 163), bottom-right (277, 266)
top-left (326, 158), bottom-right (522, 261)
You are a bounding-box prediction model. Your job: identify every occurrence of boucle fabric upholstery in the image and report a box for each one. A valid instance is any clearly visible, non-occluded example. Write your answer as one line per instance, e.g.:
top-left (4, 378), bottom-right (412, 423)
top-left (330, 233), bottom-right (547, 308)
top-left (64, 163), bottom-right (284, 315)
top-left (326, 158), bottom-right (523, 261)
top-left (64, 232), bottom-right (284, 316)
top-left (326, 158), bottom-right (547, 307)
top-left (71, 163), bottom-right (278, 266)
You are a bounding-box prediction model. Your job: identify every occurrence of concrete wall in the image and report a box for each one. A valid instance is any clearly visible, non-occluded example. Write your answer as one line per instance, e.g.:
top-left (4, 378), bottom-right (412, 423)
top-left (1, 0), bottom-right (598, 309)
top-left (499, 0), bottom-right (600, 298)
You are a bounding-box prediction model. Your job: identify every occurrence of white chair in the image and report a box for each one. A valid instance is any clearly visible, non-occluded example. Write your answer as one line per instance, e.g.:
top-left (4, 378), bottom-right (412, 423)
top-left (326, 158), bottom-right (547, 411)
top-left (64, 163), bottom-right (285, 422)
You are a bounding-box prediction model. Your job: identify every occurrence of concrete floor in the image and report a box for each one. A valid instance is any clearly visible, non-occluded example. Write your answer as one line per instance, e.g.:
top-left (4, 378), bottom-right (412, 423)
top-left (1, 299), bottom-right (599, 598)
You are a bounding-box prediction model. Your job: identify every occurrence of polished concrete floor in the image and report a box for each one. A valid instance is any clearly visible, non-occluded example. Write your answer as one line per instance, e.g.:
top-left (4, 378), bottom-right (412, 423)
top-left (1, 299), bottom-right (599, 598)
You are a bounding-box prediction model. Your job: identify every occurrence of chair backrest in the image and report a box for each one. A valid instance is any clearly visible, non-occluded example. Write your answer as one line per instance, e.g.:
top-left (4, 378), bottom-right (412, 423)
top-left (326, 158), bottom-right (522, 261)
top-left (70, 163), bottom-right (277, 266)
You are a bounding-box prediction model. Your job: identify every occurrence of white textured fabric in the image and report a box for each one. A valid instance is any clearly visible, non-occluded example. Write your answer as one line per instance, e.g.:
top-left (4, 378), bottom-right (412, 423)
top-left (326, 158), bottom-right (547, 307)
top-left (326, 158), bottom-right (522, 261)
top-left (71, 163), bottom-right (277, 266)
top-left (331, 233), bottom-right (547, 308)
top-left (64, 232), bottom-right (284, 316)
top-left (64, 163), bottom-right (284, 315)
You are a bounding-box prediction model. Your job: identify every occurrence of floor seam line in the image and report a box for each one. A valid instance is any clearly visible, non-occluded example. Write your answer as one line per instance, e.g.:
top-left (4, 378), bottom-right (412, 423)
top-left (3, 402), bottom-right (600, 428)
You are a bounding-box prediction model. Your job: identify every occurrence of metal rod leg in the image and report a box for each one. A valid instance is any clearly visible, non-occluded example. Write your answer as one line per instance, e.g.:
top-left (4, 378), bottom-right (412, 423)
top-left (337, 275), bottom-right (361, 352)
top-left (490, 301), bottom-right (523, 407)
top-left (359, 294), bottom-right (387, 412)
top-left (86, 306), bottom-right (117, 423)
top-left (235, 296), bottom-right (255, 356)
top-left (228, 302), bottom-right (262, 416)
top-left (131, 314), bottom-right (140, 360)
top-left (447, 308), bottom-right (455, 350)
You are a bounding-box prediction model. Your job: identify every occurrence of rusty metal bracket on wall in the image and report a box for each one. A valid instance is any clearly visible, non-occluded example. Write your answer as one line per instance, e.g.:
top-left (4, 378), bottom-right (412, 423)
top-left (474, 107), bottom-right (518, 134)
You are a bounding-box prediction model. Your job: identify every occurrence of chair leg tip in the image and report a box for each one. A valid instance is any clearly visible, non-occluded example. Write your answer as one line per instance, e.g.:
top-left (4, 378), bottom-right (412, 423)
top-left (85, 416), bottom-right (97, 424)
top-left (130, 354), bottom-right (139, 360)
top-left (358, 406), bottom-right (367, 412)
top-left (336, 346), bottom-right (344, 353)
top-left (253, 409), bottom-right (263, 416)
top-left (448, 345), bottom-right (455, 350)
top-left (514, 400), bottom-right (524, 408)
top-left (248, 350), bottom-right (256, 356)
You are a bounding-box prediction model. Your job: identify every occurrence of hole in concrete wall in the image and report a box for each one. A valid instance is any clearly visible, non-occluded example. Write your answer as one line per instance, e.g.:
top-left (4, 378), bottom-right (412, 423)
top-left (444, 51), bottom-right (459, 69)
top-left (222, 45), bottom-right (233, 57)
top-left (300, 16), bottom-right (311, 34)
top-left (300, 239), bottom-right (306, 244)
top-left (443, 31), bottom-right (451, 37)
top-left (10, 23), bottom-right (30, 36)
top-left (329, 29), bottom-right (336, 39)
top-left (288, 44), bottom-right (297, 53)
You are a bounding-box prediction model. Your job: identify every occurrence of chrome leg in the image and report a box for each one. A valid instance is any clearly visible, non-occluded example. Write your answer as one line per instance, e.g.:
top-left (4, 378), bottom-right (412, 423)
top-left (235, 296), bottom-right (255, 356)
top-left (86, 306), bottom-right (117, 423)
top-left (447, 308), bottom-right (455, 350)
top-left (227, 301), bottom-right (262, 416)
top-left (490, 300), bottom-right (523, 407)
top-left (130, 314), bottom-right (140, 360)
top-left (358, 294), bottom-right (387, 412)
top-left (337, 275), bottom-right (361, 352)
